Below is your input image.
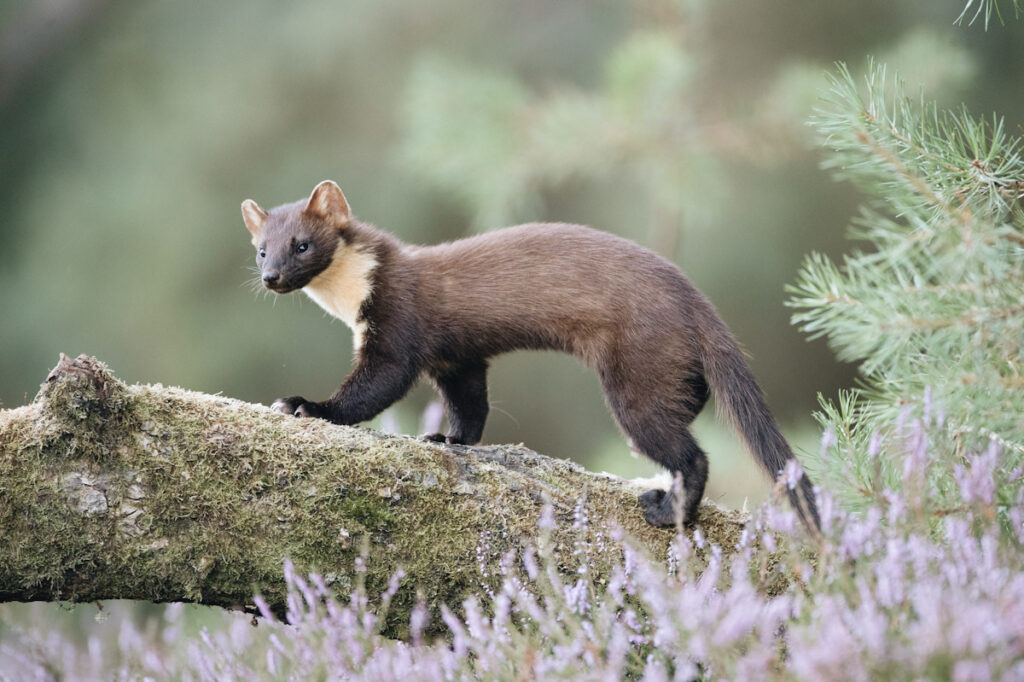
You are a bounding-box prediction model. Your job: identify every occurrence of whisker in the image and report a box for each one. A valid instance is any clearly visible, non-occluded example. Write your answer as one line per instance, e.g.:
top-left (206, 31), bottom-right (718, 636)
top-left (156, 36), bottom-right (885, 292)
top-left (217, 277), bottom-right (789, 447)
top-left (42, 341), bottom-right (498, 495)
top-left (488, 402), bottom-right (520, 430)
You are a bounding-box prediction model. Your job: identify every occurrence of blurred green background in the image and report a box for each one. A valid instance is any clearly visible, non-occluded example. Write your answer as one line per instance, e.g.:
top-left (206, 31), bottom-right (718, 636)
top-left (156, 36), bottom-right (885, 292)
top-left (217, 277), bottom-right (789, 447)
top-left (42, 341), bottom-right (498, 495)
top-left (2, 0), bottom-right (1021, 509)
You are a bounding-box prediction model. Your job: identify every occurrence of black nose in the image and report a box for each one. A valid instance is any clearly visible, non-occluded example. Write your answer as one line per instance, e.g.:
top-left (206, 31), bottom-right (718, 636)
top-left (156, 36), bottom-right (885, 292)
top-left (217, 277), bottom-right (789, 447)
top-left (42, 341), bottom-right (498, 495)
top-left (262, 271), bottom-right (281, 286)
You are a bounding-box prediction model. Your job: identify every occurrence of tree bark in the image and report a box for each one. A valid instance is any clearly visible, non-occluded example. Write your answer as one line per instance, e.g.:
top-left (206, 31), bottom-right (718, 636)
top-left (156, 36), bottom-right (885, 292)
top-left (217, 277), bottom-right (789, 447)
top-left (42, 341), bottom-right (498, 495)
top-left (0, 354), bottom-right (748, 630)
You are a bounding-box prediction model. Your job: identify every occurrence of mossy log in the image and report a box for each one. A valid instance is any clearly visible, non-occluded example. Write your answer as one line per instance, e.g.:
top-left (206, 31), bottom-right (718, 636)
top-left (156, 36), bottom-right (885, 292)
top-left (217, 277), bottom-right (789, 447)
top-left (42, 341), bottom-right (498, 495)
top-left (0, 354), bottom-right (748, 628)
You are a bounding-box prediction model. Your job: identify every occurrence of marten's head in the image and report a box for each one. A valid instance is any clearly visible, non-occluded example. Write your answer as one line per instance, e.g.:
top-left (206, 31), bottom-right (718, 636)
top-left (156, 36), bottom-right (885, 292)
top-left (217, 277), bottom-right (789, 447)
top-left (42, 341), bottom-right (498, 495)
top-left (241, 180), bottom-right (352, 293)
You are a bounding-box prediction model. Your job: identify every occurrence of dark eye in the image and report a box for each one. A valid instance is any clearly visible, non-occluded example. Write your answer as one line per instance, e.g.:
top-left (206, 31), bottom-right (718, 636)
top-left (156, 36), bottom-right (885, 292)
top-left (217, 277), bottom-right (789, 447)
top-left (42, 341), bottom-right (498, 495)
top-left (297, 242), bottom-right (309, 254)
top-left (258, 248), bottom-right (266, 259)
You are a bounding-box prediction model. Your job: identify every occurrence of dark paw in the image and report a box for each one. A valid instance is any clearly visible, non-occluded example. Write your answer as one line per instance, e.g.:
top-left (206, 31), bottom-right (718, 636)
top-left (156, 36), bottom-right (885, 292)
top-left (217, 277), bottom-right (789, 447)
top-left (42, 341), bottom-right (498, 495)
top-left (639, 488), bottom-right (678, 527)
top-left (420, 432), bottom-right (475, 445)
top-left (638, 489), bottom-right (666, 508)
top-left (272, 396), bottom-right (322, 419)
top-left (445, 434), bottom-right (474, 445)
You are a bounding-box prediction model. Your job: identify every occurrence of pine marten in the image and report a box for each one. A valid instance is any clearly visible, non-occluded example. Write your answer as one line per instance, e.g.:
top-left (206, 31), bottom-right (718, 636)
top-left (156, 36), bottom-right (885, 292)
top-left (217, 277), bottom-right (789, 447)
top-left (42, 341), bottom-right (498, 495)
top-left (240, 180), bottom-right (819, 531)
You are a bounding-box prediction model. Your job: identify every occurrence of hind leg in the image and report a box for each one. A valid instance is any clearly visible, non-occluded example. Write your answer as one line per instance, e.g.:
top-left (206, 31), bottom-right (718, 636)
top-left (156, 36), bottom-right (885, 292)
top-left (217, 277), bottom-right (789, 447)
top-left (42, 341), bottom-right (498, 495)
top-left (602, 364), bottom-right (711, 526)
top-left (636, 434), bottom-right (709, 526)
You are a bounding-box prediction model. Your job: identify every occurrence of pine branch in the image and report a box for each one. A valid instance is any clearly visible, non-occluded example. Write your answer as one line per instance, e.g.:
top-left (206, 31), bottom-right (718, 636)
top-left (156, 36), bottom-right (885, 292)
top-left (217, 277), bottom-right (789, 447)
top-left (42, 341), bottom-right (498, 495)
top-left (955, 0), bottom-right (1022, 29)
top-left (789, 62), bottom-right (1024, 509)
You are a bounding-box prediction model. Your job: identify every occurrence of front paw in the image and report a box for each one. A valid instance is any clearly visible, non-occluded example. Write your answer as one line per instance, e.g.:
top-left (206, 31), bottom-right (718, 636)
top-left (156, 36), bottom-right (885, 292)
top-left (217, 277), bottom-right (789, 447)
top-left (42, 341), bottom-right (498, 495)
top-left (419, 432), bottom-right (475, 445)
top-left (272, 396), bottom-right (322, 418)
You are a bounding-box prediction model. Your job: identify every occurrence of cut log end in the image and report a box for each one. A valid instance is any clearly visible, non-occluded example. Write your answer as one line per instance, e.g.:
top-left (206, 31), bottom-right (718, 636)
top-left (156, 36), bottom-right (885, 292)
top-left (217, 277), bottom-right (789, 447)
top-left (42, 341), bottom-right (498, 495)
top-left (39, 353), bottom-right (129, 424)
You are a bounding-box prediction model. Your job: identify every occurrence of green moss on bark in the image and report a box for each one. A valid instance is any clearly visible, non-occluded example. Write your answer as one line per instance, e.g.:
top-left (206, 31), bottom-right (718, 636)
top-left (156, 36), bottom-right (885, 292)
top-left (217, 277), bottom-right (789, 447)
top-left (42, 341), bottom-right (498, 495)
top-left (0, 354), bottom-right (754, 632)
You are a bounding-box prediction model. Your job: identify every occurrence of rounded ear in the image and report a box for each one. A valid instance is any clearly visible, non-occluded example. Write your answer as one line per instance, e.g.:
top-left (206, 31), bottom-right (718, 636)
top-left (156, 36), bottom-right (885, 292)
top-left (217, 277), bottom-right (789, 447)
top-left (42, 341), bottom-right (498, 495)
top-left (303, 180), bottom-right (351, 226)
top-left (241, 199), bottom-right (268, 243)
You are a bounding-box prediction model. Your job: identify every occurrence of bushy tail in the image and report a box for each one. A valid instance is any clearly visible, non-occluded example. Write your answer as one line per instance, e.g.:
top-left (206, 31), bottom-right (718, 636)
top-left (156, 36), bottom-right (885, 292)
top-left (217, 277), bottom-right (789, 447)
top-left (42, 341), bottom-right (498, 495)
top-left (698, 318), bottom-right (821, 536)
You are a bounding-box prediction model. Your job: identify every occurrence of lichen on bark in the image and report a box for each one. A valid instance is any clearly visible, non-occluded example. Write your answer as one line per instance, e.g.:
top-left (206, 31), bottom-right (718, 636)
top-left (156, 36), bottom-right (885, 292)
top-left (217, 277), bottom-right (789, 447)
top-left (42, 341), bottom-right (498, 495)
top-left (0, 354), bottom-right (751, 632)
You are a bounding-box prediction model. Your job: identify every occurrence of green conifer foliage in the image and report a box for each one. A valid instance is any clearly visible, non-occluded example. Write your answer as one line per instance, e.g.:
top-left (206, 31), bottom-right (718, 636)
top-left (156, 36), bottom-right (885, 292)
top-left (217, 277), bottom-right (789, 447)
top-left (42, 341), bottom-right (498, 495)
top-left (956, 0), bottom-right (1021, 28)
top-left (789, 62), bottom-right (1024, 510)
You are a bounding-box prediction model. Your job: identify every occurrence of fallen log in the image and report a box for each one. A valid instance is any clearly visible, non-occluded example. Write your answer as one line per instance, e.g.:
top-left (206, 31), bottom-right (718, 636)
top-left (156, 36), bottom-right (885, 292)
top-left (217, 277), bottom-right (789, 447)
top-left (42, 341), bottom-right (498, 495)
top-left (0, 354), bottom-right (748, 630)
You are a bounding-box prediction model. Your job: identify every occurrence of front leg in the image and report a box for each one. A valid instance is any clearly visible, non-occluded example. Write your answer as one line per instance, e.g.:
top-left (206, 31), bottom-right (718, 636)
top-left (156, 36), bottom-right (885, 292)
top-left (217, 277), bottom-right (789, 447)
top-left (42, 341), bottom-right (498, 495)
top-left (274, 343), bottom-right (421, 426)
top-left (426, 361), bottom-right (489, 445)
top-left (272, 395), bottom-right (321, 418)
